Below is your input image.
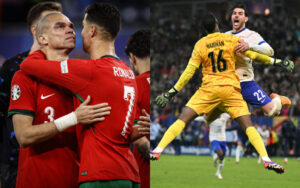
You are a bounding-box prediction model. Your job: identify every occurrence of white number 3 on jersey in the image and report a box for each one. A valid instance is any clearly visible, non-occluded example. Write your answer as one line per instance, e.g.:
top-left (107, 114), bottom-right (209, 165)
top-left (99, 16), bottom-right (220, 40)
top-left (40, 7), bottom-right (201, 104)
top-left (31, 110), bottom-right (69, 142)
top-left (44, 106), bottom-right (55, 123)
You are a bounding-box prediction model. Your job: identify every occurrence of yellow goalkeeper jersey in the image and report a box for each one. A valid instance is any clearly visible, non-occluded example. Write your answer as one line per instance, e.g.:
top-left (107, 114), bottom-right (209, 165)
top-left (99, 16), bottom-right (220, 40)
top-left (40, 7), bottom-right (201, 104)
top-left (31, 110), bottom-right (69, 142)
top-left (188, 32), bottom-right (241, 89)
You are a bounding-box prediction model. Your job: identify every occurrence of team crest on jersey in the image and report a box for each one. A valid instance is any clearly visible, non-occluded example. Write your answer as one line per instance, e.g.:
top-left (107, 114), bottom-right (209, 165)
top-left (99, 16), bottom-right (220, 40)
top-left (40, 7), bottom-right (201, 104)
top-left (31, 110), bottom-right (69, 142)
top-left (11, 84), bottom-right (21, 100)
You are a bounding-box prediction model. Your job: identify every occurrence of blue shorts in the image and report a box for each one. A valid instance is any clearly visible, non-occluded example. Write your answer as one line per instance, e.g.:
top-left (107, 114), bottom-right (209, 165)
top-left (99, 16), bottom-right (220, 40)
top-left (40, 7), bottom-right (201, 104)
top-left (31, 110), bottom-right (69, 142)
top-left (238, 136), bottom-right (248, 147)
top-left (211, 140), bottom-right (227, 154)
top-left (241, 81), bottom-right (271, 107)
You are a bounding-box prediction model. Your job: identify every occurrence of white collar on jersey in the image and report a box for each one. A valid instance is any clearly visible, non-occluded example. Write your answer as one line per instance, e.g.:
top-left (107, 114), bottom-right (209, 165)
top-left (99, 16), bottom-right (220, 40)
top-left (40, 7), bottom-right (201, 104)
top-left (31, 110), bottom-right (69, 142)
top-left (231, 27), bottom-right (247, 35)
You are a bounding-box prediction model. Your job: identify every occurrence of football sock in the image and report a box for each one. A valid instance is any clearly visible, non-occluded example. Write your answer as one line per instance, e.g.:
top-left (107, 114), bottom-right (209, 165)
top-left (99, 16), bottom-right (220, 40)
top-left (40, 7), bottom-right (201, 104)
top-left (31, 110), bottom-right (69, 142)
top-left (262, 156), bottom-right (271, 162)
top-left (217, 159), bottom-right (224, 175)
top-left (157, 119), bottom-right (186, 150)
top-left (213, 153), bottom-right (218, 162)
top-left (258, 156), bottom-right (262, 163)
top-left (246, 127), bottom-right (269, 159)
top-left (236, 145), bottom-right (241, 162)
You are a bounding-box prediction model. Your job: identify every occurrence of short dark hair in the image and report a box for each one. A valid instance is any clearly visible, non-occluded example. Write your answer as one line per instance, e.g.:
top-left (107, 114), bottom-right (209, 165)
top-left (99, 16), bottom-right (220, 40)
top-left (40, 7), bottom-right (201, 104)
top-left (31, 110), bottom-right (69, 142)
top-left (231, 3), bottom-right (248, 16)
top-left (125, 29), bottom-right (150, 58)
top-left (27, 1), bottom-right (62, 28)
top-left (202, 12), bottom-right (217, 34)
top-left (85, 3), bottom-right (121, 40)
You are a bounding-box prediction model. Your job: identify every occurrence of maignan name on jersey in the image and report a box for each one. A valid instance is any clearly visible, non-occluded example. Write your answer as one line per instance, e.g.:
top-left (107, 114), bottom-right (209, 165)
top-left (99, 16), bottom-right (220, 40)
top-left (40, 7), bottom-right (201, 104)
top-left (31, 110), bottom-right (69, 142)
top-left (206, 41), bottom-right (224, 48)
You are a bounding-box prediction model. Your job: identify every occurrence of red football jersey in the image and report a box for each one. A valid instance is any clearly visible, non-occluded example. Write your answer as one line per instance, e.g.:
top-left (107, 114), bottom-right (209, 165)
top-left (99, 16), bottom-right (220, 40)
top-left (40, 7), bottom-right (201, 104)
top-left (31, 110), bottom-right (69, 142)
top-left (133, 72), bottom-right (150, 188)
top-left (21, 51), bottom-right (140, 183)
top-left (8, 70), bottom-right (79, 188)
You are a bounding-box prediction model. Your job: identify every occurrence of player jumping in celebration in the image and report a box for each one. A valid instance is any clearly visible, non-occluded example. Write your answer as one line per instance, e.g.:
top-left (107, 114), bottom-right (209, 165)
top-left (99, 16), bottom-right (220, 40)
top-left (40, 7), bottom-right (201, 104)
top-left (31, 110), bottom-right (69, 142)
top-left (125, 29), bottom-right (151, 188)
top-left (225, 3), bottom-right (292, 163)
top-left (20, 3), bottom-right (149, 187)
top-left (152, 13), bottom-right (288, 174)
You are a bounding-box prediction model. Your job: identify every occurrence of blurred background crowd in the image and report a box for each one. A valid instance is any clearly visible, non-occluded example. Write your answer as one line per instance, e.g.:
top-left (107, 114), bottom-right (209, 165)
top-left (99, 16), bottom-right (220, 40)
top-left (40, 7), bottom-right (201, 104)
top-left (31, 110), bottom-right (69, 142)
top-left (0, 0), bottom-right (149, 63)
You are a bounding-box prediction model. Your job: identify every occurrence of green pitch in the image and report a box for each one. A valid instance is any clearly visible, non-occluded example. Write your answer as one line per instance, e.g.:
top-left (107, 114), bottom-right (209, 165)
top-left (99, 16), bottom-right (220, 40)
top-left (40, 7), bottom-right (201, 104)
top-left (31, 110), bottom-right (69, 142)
top-left (151, 155), bottom-right (299, 188)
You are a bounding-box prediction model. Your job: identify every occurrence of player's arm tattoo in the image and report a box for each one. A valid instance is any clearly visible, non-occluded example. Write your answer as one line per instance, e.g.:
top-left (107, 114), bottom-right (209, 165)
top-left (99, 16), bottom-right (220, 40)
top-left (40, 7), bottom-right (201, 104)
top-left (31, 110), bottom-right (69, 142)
top-left (136, 140), bottom-right (150, 161)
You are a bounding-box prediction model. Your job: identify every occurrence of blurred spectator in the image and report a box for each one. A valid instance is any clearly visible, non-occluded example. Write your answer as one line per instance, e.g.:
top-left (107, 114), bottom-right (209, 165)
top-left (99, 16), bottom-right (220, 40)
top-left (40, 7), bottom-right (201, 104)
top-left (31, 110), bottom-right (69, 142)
top-left (225, 119), bottom-right (237, 160)
top-left (182, 126), bottom-right (194, 146)
top-left (294, 125), bottom-right (300, 161)
top-left (257, 124), bottom-right (270, 163)
top-left (150, 117), bottom-right (163, 150)
top-left (173, 135), bottom-right (181, 155)
top-left (267, 127), bottom-right (279, 156)
top-left (195, 124), bottom-right (209, 146)
top-left (258, 125), bottom-right (270, 147)
top-left (281, 119), bottom-right (296, 163)
top-left (291, 100), bottom-right (300, 116)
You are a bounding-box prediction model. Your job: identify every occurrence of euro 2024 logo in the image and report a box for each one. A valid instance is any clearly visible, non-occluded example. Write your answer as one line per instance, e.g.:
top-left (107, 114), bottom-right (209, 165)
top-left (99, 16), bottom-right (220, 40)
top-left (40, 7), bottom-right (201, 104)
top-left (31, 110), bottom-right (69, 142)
top-left (11, 84), bottom-right (21, 100)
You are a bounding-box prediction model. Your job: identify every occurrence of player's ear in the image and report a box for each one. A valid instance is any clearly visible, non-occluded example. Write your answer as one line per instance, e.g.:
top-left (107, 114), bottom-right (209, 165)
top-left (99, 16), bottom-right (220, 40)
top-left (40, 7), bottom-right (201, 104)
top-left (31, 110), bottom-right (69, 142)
top-left (90, 25), bottom-right (96, 38)
top-left (129, 52), bottom-right (136, 65)
top-left (245, 16), bottom-right (248, 23)
top-left (38, 34), bottom-right (48, 45)
top-left (30, 25), bottom-right (36, 37)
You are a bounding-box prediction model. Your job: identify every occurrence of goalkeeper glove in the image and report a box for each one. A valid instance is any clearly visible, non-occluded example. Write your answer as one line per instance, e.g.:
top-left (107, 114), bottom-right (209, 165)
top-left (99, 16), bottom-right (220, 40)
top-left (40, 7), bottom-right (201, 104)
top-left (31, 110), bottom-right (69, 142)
top-left (273, 58), bottom-right (294, 72)
top-left (155, 87), bottom-right (178, 108)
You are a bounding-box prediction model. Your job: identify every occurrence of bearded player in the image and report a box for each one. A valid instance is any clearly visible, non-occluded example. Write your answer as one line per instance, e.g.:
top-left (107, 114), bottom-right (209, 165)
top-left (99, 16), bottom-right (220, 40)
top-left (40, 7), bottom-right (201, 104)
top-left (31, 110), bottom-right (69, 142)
top-left (226, 3), bottom-right (291, 162)
top-left (125, 29), bottom-right (150, 188)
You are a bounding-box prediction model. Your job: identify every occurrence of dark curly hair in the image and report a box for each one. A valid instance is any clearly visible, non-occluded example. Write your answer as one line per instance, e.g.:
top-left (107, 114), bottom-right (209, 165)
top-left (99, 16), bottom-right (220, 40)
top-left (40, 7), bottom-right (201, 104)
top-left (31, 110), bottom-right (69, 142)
top-left (202, 12), bottom-right (218, 34)
top-left (85, 2), bottom-right (121, 40)
top-left (231, 3), bottom-right (248, 16)
top-left (125, 29), bottom-right (150, 58)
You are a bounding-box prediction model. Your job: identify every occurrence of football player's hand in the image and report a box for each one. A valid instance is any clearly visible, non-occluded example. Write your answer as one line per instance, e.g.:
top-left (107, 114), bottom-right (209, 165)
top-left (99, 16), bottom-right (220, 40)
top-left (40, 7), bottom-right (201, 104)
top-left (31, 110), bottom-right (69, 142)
top-left (155, 92), bottom-right (171, 108)
top-left (234, 40), bottom-right (249, 53)
top-left (155, 87), bottom-right (178, 108)
top-left (75, 96), bottom-right (111, 124)
top-left (137, 109), bottom-right (150, 135)
top-left (274, 58), bottom-right (294, 72)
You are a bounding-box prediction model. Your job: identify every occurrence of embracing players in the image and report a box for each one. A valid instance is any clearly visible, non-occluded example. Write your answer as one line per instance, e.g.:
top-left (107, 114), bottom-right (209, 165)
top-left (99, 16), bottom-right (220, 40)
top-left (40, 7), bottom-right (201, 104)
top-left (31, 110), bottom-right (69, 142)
top-left (152, 12), bottom-right (288, 174)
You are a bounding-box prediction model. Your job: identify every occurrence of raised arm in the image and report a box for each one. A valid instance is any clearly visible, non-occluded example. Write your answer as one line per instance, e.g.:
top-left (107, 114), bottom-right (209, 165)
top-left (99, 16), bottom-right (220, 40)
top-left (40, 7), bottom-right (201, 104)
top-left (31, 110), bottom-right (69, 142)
top-left (20, 50), bottom-right (91, 93)
top-left (155, 42), bottom-right (201, 108)
top-left (249, 42), bottom-right (274, 56)
top-left (243, 50), bottom-right (294, 72)
top-left (235, 33), bottom-right (274, 56)
top-left (155, 63), bottom-right (197, 108)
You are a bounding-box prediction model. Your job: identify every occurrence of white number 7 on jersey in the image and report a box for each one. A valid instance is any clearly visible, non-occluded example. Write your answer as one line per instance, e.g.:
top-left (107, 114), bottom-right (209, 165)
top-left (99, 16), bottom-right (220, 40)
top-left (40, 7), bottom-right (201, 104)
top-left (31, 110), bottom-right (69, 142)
top-left (121, 86), bottom-right (135, 137)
